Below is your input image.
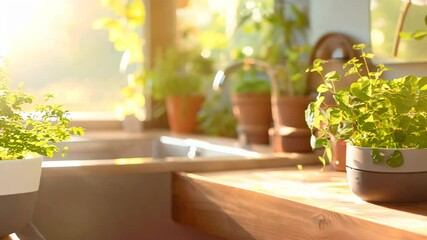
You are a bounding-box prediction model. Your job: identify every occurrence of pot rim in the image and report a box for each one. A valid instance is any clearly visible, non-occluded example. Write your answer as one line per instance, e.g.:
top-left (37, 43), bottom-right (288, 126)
top-left (346, 144), bottom-right (427, 173)
top-left (0, 155), bottom-right (43, 196)
top-left (346, 142), bottom-right (427, 151)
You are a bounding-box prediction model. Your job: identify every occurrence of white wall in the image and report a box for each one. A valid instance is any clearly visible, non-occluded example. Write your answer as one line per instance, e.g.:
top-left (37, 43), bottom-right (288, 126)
top-left (310, 0), bottom-right (371, 45)
top-left (309, 0), bottom-right (427, 78)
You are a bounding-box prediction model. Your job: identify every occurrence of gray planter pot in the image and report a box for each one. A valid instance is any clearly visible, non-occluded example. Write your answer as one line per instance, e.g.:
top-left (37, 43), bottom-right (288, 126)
top-left (346, 144), bottom-right (427, 203)
top-left (0, 155), bottom-right (43, 237)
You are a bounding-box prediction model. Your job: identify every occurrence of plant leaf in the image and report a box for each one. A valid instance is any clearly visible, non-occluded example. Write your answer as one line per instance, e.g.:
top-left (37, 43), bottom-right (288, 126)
top-left (413, 31), bottom-right (427, 40)
top-left (400, 32), bottom-right (413, 39)
top-left (393, 130), bottom-right (406, 143)
top-left (318, 156), bottom-right (326, 166)
top-left (386, 150), bottom-right (404, 168)
top-left (350, 82), bottom-right (370, 101)
top-left (371, 149), bottom-right (384, 164)
top-left (361, 53), bottom-right (374, 59)
top-left (353, 43), bottom-right (366, 50)
top-left (324, 71), bottom-right (340, 81)
top-left (316, 84), bottom-right (329, 93)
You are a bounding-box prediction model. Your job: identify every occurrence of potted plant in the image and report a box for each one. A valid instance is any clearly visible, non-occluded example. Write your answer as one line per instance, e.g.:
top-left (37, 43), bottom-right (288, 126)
top-left (149, 47), bottom-right (214, 133)
top-left (305, 32), bottom-right (360, 171)
top-left (259, 2), bottom-right (312, 152)
top-left (229, 63), bottom-right (272, 144)
top-left (229, 1), bottom-right (311, 151)
top-left (0, 64), bottom-right (84, 237)
top-left (306, 43), bottom-right (427, 203)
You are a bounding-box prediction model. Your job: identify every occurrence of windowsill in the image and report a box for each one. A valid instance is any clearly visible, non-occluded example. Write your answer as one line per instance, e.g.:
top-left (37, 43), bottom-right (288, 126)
top-left (68, 112), bottom-right (147, 132)
top-left (67, 112), bottom-right (120, 131)
top-left (68, 112), bottom-right (119, 121)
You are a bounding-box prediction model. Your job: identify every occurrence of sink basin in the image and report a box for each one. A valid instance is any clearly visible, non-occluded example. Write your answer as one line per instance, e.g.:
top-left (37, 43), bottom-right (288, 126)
top-left (36, 131), bottom-right (320, 240)
top-left (49, 132), bottom-right (262, 161)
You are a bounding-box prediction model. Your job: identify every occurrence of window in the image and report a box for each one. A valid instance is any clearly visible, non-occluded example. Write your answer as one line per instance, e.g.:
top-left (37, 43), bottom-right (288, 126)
top-left (371, 0), bottom-right (427, 62)
top-left (0, 0), bottom-right (127, 116)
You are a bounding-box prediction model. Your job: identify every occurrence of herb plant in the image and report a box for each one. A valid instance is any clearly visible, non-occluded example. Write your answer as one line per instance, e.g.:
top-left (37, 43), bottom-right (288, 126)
top-left (261, 2), bottom-right (310, 96)
top-left (232, 2), bottom-right (310, 96)
top-left (197, 93), bottom-right (237, 138)
top-left (231, 67), bottom-right (270, 94)
top-left (305, 44), bottom-right (427, 167)
top-left (0, 65), bottom-right (84, 160)
top-left (149, 47), bottom-right (214, 101)
top-left (234, 79), bottom-right (270, 94)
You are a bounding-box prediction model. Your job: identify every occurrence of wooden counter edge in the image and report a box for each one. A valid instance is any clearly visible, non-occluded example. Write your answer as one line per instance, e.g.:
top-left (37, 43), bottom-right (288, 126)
top-left (172, 171), bottom-right (427, 240)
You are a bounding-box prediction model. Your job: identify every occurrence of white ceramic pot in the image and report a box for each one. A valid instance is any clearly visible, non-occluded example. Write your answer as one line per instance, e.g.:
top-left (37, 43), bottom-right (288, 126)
top-left (0, 155), bottom-right (43, 237)
top-left (346, 144), bottom-right (427, 203)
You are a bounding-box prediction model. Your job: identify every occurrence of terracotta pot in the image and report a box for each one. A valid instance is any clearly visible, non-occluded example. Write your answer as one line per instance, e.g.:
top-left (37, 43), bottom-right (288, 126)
top-left (331, 137), bottom-right (347, 172)
top-left (175, 0), bottom-right (189, 8)
top-left (231, 93), bottom-right (272, 144)
top-left (346, 144), bottom-right (427, 203)
top-left (269, 127), bottom-right (312, 153)
top-left (166, 95), bottom-right (204, 133)
top-left (271, 95), bottom-right (312, 128)
top-left (270, 95), bottom-right (313, 152)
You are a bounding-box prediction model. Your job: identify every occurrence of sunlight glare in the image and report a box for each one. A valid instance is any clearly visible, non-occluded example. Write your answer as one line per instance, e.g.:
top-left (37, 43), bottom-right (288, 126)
top-left (242, 46), bottom-right (254, 57)
top-left (0, 0), bottom-right (74, 59)
top-left (371, 28), bottom-right (385, 46)
top-left (0, 0), bottom-right (39, 56)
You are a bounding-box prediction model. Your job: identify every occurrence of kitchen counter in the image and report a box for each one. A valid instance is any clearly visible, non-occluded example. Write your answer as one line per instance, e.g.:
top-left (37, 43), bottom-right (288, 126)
top-left (172, 166), bottom-right (427, 240)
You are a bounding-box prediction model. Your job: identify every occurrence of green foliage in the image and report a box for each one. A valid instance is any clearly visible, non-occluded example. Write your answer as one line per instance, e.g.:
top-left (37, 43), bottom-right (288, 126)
top-left (197, 93), bottom-right (237, 138)
top-left (260, 3), bottom-right (310, 96)
top-left (93, 0), bottom-right (146, 118)
top-left (93, 0), bottom-right (145, 64)
top-left (231, 67), bottom-right (270, 94)
top-left (234, 79), bottom-right (270, 94)
top-left (305, 43), bottom-right (427, 167)
top-left (231, 2), bottom-right (310, 96)
top-left (149, 47), bottom-right (214, 101)
top-left (0, 65), bottom-right (84, 160)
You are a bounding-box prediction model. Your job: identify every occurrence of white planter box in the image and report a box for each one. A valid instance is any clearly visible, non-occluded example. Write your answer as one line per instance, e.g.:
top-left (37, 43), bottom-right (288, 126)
top-left (0, 155), bottom-right (43, 237)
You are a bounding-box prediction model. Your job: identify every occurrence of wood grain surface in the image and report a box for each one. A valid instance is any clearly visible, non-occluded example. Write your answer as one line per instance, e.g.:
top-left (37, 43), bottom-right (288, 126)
top-left (172, 166), bottom-right (427, 240)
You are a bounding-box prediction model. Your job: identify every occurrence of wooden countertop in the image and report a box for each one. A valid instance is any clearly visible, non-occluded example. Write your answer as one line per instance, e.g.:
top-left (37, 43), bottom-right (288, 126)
top-left (172, 166), bottom-right (427, 240)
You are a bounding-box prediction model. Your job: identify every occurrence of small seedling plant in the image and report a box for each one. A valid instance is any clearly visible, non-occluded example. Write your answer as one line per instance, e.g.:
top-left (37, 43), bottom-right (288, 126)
top-left (0, 67), bottom-right (84, 160)
top-left (305, 44), bottom-right (427, 167)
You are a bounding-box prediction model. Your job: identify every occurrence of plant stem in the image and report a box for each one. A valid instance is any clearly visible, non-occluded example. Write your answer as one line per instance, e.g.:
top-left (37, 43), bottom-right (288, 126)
top-left (361, 50), bottom-right (372, 81)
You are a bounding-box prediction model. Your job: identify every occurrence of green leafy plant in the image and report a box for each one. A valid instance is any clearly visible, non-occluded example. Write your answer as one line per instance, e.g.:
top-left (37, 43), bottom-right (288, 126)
top-left (197, 93), bottom-right (237, 138)
top-left (305, 43), bottom-right (427, 167)
top-left (149, 47), bottom-right (214, 101)
top-left (0, 64), bottom-right (84, 160)
top-left (260, 3), bottom-right (310, 96)
top-left (93, 0), bottom-right (146, 119)
top-left (231, 67), bottom-right (270, 94)
top-left (231, 2), bottom-right (310, 96)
